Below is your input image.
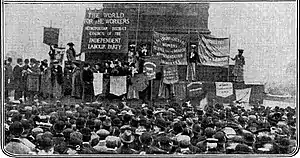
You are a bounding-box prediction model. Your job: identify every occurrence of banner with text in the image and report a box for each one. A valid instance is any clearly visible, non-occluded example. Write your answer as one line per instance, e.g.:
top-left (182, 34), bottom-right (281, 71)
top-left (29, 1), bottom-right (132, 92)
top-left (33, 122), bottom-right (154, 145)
top-left (143, 56), bottom-right (161, 80)
top-left (110, 76), bottom-right (127, 96)
top-left (163, 65), bottom-right (179, 84)
top-left (81, 8), bottom-right (129, 54)
top-left (43, 27), bottom-right (59, 46)
top-left (93, 73), bottom-right (103, 95)
top-left (153, 31), bottom-right (187, 65)
top-left (187, 81), bottom-right (204, 98)
top-left (215, 82), bottom-right (233, 98)
top-left (198, 34), bottom-right (229, 67)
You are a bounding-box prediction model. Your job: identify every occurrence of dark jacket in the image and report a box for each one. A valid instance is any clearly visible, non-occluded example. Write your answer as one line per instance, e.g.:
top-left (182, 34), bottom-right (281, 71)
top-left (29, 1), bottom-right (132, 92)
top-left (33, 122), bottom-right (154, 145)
top-left (51, 65), bottom-right (63, 85)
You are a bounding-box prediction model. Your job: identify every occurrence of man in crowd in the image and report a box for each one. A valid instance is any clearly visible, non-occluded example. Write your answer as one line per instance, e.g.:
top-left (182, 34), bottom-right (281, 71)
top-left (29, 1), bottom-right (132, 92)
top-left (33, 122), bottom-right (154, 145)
top-left (4, 98), bottom-right (296, 155)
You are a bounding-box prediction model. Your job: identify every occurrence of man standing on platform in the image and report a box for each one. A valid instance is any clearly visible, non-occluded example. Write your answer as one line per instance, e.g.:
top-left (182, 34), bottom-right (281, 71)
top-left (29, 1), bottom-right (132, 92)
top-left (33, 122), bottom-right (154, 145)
top-left (66, 42), bottom-right (81, 61)
top-left (13, 58), bottom-right (24, 100)
top-left (81, 62), bottom-right (94, 103)
top-left (186, 44), bottom-right (199, 81)
top-left (231, 49), bottom-right (245, 82)
top-left (22, 59), bottom-right (30, 101)
top-left (5, 57), bottom-right (13, 101)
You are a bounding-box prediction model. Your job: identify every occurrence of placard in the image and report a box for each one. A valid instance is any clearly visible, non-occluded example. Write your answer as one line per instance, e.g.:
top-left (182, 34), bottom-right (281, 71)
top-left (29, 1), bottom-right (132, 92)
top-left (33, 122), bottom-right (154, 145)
top-left (215, 82), bottom-right (233, 98)
top-left (153, 31), bottom-right (187, 65)
top-left (43, 27), bottom-right (59, 46)
top-left (81, 8), bottom-right (129, 54)
top-left (163, 65), bottom-right (179, 84)
top-left (93, 73), bottom-right (103, 95)
top-left (198, 34), bottom-right (230, 67)
top-left (110, 76), bottom-right (127, 96)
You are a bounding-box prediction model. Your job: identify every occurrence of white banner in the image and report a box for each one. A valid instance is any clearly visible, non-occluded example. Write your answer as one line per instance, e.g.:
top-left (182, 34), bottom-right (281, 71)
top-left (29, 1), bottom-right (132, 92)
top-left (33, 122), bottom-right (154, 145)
top-left (93, 73), bottom-right (103, 95)
top-left (215, 82), bottom-right (233, 97)
top-left (235, 88), bottom-right (252, 103)
top-left (110, 76), bottom-right (127, 96)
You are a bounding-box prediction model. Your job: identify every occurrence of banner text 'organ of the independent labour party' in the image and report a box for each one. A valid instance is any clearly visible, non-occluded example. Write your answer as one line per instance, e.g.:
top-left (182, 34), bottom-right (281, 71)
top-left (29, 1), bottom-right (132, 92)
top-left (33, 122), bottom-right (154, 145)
top-left (81, 8), bottom-right (130, 54)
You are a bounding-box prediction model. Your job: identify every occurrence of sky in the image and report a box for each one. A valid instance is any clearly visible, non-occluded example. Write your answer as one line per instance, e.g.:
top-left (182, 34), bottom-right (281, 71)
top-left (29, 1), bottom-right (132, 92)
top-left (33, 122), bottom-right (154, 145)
top-left (3, 2), bottom-right (297, 84)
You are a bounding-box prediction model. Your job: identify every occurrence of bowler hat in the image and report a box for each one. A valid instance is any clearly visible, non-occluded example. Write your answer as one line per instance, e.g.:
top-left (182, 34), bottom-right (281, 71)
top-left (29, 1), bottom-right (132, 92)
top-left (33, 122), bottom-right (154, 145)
top-left (67, 42), bottom-right (74, 46)
top-left (238, 49), bottom-right (244, 52)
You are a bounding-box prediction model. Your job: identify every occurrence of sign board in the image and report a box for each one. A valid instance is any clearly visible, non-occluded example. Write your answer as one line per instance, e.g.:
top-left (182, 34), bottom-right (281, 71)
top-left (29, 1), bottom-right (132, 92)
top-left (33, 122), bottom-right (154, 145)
top-left (187, 81), bottom-right (204, 98)
top-left (43, 27), bottom-right (59, 46)
top-left (81, 8), bottom-right (129, 54)
top-left (153, 31), bottom-right (187, 65)
top-left (215, 82), bottom-right (233, 98)
top-left (198, 34), bottom-right (229, 67)
top-left (163, 65), bottom-right (179, 84)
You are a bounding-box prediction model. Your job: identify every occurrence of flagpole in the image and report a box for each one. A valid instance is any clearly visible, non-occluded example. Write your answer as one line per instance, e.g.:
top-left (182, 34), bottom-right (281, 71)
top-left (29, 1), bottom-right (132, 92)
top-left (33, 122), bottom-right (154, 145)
top-left (227, 34), bottom-right (231, 82)
top-left (150, 27), bottom-right (155, 106)
top-left (134, 4), bottom-right (140, 53)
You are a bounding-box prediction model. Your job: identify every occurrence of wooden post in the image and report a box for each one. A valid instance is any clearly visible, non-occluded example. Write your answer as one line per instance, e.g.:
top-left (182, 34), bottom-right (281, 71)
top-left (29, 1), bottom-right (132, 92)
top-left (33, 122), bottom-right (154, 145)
top-left (227, 34), bottom-right (231, 82)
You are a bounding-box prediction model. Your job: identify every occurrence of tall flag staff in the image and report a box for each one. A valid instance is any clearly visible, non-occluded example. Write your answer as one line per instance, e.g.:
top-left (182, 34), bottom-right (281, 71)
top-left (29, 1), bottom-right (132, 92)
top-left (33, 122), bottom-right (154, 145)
top-left (149, 27), bottom-right (155, 106)
top-left (134, 4), bottom-right (141, 54)
top-left (227, 34), bottom-right (231, 82)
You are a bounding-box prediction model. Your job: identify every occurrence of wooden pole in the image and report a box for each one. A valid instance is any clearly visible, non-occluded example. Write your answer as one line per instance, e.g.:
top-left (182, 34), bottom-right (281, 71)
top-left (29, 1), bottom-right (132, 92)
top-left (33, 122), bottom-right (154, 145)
top-left (149, 27), bottom-right (155, 106)
top-left (134, 4), bottom-right (140, 53)
top-left (227, 34), bottom-right (231, 82)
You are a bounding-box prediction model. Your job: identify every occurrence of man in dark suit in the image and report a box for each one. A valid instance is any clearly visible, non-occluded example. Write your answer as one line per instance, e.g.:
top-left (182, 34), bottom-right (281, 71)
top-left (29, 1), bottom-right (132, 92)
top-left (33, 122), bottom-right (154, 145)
top-left (13, 58), bottom-right (24, 100)
top-left (5, 57), bottom-right (13, 101)
top-left (81, 63), bottom-right (94, 103)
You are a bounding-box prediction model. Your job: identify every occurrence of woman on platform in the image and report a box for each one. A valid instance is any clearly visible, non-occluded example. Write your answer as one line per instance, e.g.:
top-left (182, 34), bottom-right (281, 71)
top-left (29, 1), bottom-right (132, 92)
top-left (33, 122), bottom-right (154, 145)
top-left (40, 60), bottom-right (52, 99)
top-left (71, 60), bottom-right (82, 99)
top-left (51, 60), bottom-right (63, 100)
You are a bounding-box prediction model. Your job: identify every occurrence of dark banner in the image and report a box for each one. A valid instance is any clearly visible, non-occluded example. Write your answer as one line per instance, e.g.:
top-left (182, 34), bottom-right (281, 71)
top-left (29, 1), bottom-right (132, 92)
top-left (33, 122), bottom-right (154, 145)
top-left (198, 34), bottom-right (230, 67)
top-left (81, 8), bottom-right (129, 54)
top-left (153, 31), bottom-right (187, 65)
top-left (43, 27), bottom-right (59, 46)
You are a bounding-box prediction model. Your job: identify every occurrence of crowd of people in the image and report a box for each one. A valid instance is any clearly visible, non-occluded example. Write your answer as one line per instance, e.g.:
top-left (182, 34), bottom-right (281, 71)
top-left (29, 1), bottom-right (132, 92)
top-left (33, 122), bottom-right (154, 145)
top-left (4, 42), bottom-right (296, 156)
top-left (4, 97), bottom-right (296, 155)
top-left (4, 43), bottom-right (147, 104)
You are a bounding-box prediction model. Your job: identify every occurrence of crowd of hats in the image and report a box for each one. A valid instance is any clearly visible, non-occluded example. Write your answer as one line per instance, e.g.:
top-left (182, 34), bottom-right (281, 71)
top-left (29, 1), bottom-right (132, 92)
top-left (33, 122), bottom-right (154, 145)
top-left (4, 99), bottom-right (297, 155)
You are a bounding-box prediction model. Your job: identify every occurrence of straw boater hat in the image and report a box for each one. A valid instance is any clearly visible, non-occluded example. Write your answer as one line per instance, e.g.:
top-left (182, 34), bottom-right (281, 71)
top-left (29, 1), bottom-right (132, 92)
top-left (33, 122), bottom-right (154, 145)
top-left (120, 130), bottom-right (135, 144)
